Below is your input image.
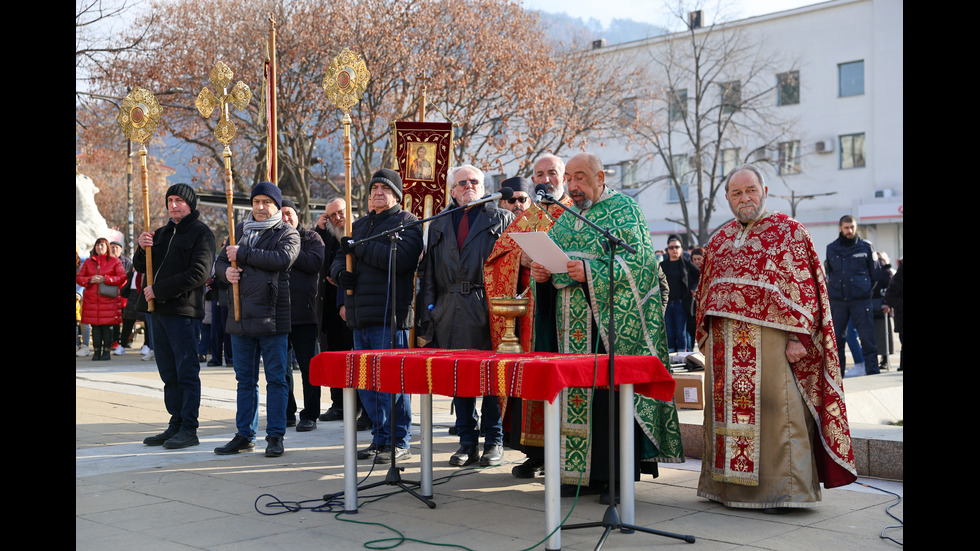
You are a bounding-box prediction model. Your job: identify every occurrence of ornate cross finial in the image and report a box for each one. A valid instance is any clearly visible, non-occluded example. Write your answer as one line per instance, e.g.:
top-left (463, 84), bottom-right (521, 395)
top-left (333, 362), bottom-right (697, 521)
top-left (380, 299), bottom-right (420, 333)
top-left (196, 61), bottom-right (252, 145)
top-left (117, 87), bottom-right (163, 145)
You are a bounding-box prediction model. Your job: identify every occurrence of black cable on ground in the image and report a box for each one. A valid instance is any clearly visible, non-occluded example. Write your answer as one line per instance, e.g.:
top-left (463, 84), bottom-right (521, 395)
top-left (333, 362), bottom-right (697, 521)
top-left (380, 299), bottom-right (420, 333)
top-left (856, 481), bottom-right (902, 546)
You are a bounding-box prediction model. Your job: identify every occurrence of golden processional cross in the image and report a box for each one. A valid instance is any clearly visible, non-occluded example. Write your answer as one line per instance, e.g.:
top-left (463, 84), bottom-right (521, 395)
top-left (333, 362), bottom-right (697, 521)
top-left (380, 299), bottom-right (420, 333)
top-left (116, 87), bottom-right (163, 312)
top-left (196, 60), bottom-right (252, 320)
top-left (322, 48), bottom-right (370, 295)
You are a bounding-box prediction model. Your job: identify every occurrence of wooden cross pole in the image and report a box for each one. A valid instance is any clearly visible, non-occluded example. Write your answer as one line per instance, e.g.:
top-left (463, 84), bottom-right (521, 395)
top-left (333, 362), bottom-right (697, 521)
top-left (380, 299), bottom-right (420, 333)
top-left (196, 61), bottom-right (252, 320)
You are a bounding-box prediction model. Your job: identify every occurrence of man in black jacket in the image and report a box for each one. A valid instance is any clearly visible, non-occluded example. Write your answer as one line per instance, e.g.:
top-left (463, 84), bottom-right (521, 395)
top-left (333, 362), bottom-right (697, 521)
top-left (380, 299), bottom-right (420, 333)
top-left (825, 215), bottom-right (881, 377)
top-left (214, 182), bottom-right (300, 457)
top-left (332, 169), bottom-right (423, 463)
top-left (134, 183), bottom-right (215, 450)
top-left (281, 199), bottom-right (325, 432)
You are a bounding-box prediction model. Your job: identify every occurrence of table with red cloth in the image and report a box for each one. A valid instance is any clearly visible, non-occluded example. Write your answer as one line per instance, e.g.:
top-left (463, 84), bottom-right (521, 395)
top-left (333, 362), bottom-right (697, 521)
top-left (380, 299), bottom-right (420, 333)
top-left (310, 348), bottom-right (674, 550)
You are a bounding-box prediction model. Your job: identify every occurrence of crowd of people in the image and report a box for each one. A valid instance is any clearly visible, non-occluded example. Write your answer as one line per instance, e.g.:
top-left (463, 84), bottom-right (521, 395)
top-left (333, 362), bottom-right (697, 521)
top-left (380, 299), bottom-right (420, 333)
top-left (77, 153), bottom-right (902, 512)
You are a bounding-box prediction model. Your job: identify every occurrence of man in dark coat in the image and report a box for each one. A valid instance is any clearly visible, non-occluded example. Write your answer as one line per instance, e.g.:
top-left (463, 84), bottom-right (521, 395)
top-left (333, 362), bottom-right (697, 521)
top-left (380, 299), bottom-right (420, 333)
top-left (214, 182), bottom-right (300, 457)
top-left (825, 215), bottom-right (882, 377)
top-left (332, 169), bottom-right (424, 463)
top-left (417, 164), bottom-right (514, 467)
top-left (314, 198), bottom-right (365, 426)
top-left (281, 199), bottom-right (325, 432)
top-left (134, 183), bottom-right (215, 450)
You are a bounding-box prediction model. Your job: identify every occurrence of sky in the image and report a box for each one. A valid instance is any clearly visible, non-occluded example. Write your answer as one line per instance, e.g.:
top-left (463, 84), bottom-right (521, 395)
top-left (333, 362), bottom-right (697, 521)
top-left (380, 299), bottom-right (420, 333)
top-left (520, 0), bottom-right (822, 29)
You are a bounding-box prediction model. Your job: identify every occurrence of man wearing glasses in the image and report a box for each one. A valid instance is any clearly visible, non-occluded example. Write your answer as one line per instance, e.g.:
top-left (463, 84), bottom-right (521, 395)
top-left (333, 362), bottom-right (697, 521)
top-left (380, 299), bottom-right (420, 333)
top-left (662, 234), bottom-right (699, 353)
top-left (497, 176), bottom-right (531, 214)
top-left (417, 164), bottom-right (514, 468)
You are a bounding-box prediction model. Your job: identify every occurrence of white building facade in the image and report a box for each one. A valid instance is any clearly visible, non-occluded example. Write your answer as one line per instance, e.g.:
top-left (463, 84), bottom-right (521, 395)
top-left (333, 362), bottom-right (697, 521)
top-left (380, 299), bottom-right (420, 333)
top-left (567, 0), bottom-right (903, 262)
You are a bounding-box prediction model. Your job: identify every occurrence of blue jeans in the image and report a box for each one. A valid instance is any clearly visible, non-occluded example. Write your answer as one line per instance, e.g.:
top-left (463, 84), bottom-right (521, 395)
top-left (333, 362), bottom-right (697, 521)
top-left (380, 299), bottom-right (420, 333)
top-left (831, 299), bottom-right (879, 374)
top-left (150, 314), bottom-right (202, 432)
top-left (454, 395), bottom-right (502, 447)
top-left (353, 326), bottom-right (412, 449)
top-left (665, 300), bottom-right (689, 352)
top-left (231, 333), bottom-right (289, 440)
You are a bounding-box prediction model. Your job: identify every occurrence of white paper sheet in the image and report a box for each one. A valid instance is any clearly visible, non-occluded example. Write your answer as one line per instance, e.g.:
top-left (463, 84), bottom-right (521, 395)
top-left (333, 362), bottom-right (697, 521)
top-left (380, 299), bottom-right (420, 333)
top-left (508, 232), bottom-right (570, 273)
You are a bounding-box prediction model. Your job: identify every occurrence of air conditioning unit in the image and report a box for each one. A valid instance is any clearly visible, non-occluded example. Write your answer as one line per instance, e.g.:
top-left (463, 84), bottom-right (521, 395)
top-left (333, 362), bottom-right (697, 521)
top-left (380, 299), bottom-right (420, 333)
top-left (874, 189), bottom-right (894, 198)
top-left (815, 139), bottom-right (835, 154)
top-left (752, 149), bottom-right (771, 162)
top-left (592, 39), bottom-right (606, 49)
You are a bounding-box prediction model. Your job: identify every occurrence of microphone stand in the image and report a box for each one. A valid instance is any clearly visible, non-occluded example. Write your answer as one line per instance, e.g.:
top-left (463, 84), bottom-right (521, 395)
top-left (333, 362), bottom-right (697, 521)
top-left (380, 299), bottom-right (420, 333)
top-left (538, 191), bottom-right (695, 548)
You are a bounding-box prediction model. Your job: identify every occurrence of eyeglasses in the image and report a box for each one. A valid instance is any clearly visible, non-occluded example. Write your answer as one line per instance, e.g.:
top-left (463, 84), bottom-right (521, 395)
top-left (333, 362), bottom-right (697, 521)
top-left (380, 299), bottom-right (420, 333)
top-left (327, 211), bottom-right (345, 220)
top-left (667, 245), bottom-right (682, 250)
top-left (455, 179), bottom-right (480, 188)
top-left (505, 197), bottom-right (528, 204)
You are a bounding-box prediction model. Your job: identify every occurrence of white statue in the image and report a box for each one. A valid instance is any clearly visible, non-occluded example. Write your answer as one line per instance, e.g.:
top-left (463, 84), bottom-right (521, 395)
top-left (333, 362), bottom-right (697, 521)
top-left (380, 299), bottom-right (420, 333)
top-left (76, 170), bottom-right (118, 255)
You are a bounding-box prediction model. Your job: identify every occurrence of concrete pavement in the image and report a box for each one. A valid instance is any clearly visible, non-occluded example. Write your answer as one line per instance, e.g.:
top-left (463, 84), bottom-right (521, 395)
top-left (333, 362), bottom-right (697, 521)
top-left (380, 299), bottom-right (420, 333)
top-left (77, 341), bottom-right (903, 550)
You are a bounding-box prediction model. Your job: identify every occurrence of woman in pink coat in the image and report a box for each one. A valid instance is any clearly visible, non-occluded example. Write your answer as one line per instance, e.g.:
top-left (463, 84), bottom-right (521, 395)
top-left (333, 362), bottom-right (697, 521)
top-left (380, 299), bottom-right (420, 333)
top-left (76, 238), bottom-right (126, 360)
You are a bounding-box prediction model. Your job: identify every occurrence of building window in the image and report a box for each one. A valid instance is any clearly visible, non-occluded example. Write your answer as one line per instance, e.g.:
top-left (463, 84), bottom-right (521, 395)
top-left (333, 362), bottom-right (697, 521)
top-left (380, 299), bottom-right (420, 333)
top-left (721, 80), bottom-right (741, 114)
top-left (839, 133), bottom-right (866, 169)
top-left (838, 60), bottom-right (864, 97)
top-left (777, 141), bottom-right (801, 175)
top-left (720, 147), bottom-right (740, 177)
top-left (669, 89), bottom-right (687, 121)
top-left (777, 71), bottom-right (799, 105)
top-left (669, 154), bottom-right (690, 202)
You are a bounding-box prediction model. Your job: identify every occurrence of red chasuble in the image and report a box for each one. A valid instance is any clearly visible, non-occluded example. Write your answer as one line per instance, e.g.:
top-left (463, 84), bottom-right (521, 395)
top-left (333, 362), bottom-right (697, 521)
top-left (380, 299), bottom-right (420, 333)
top-left (695, 211), bottom-right (857, 489)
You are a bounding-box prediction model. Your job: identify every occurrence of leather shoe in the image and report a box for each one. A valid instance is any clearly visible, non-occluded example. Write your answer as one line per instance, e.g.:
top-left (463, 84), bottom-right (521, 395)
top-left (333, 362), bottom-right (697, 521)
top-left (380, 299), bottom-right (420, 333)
top-left (449, 445), bottom-right (479, 467)
top-left (163, 431), bottom-right (199, 449)
top-left (356, 412), bottom-right (372, 431)
top-left (265, 435), bottom-right (284, 457)
top-left (512, 456), bottom-right (544, 478)
top-left (375, 446), bottom-right (411, 464)
top-left (480, 444), bottom-right (503, 466)
top-left (143, 426), bottom-right (179, 446)
top-left (357, 442), bottom-right (379, 460)
top-left (214, 434), bottom-right (255, 455)
top-left (319, 407), bottom-right (344, 422)
top-left (207, 359), bottom-right (221, 367)
top-left (296, 419), bottom-right (317, 432)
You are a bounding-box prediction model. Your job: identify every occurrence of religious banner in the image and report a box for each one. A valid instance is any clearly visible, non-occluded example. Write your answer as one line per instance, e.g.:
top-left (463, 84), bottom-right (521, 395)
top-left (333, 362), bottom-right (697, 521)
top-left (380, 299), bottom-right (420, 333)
top-left (393, 121), bottom-right (453, 219)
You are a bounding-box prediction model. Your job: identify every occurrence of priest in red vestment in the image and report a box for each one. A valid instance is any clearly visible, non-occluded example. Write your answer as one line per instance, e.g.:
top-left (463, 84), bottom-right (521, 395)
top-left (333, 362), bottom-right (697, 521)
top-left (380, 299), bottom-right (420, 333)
top-left (695, 165), bottom-right (857, 510)
top-left (484, 155), bottom-right (573, 479)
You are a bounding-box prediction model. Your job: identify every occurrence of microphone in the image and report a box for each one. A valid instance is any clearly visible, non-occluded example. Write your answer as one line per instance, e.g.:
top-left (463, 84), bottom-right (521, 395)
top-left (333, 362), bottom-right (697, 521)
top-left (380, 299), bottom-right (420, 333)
top-left (535, 183), bottom-right (557, 204)
top-left (462, 186), bottom-right (514, 208)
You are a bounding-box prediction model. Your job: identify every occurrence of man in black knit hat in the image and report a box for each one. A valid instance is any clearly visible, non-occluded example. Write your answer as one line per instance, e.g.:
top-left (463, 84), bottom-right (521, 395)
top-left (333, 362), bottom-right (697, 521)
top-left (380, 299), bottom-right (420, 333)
top-left (135, 183), bottom-right (215, 450)
top-left (331, 168), bottom-right (423, 463)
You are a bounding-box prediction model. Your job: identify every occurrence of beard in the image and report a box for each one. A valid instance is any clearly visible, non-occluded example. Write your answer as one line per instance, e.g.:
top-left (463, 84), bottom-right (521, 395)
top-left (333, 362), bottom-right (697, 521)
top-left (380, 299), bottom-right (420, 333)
top-left (571, 191), bottom-right (593, 210)
top-left (329, 222), bottom-right (345, 242)
top-left (731, 193), bottom-right (767, 223)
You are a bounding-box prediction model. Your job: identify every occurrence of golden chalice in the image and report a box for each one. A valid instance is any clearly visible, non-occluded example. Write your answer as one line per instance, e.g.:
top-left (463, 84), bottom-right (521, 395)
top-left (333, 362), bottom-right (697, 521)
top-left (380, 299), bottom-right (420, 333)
top-left (489, 296), bottom-right (530, 354)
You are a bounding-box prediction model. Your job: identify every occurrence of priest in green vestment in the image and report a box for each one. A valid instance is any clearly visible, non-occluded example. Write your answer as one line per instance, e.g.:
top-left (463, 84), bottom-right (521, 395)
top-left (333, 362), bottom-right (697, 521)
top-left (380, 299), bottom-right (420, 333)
top-left (530, 153), bottom-right (684, 495)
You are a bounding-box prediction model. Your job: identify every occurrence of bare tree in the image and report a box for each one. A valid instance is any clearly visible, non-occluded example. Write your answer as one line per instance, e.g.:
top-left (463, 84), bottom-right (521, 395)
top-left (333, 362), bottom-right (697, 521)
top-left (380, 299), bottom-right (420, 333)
top-left (631, 1), bottom-right (798, 245)
top-left (80, 0), bottom-right (640, 221)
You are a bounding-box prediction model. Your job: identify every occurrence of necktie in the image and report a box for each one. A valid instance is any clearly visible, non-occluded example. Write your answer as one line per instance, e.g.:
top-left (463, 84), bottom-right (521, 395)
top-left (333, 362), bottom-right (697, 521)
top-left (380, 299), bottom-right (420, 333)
top-left (457, 209), bottom-right (470, 253)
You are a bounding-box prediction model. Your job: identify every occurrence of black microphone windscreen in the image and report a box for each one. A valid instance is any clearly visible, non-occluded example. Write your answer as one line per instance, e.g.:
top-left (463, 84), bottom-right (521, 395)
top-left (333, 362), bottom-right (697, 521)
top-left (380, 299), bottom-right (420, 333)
top-left (534, 183), bottom-right (549, 197)
top-left (499, 187), bottom-right (514, 200)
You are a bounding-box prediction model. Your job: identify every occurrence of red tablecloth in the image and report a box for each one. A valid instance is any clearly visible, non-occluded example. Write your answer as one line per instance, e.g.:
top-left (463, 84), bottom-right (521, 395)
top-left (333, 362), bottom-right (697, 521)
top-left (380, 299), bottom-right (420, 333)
top-left (310, 349), bottom-right (674, 403)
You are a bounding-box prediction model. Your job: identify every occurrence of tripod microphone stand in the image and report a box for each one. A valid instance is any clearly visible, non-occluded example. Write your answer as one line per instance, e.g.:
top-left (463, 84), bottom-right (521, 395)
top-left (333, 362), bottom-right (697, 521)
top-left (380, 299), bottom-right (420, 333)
top-left (338, 221), bottom-right (436, 509)
top-left (536, 188), bottom-right (695, 548)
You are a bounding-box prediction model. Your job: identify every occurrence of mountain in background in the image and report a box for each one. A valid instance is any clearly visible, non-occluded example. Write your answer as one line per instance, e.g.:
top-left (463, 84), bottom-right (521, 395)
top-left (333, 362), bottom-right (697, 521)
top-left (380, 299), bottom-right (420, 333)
top-left (533, 10), bottom-right (668, 46)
